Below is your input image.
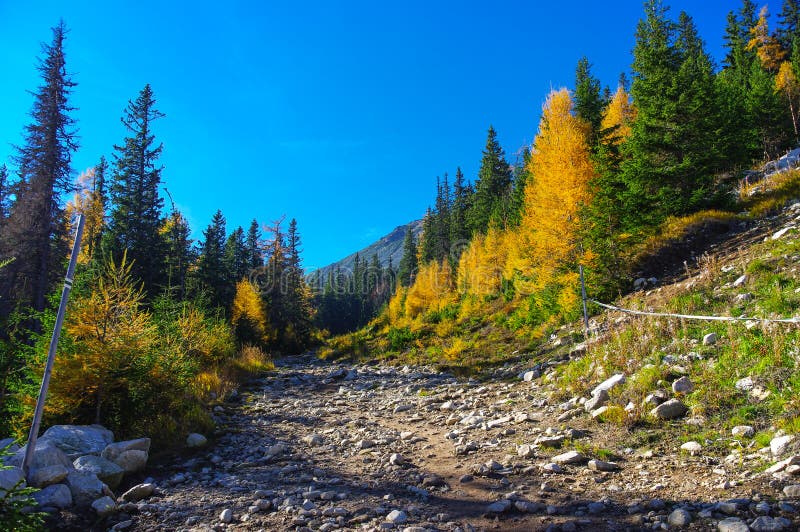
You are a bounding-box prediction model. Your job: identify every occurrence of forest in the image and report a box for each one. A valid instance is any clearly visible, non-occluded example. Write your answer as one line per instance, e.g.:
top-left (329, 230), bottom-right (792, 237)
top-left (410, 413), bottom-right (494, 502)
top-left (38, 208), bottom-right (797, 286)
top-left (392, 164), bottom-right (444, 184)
top-left (2, 0), bottom-right (800, 450)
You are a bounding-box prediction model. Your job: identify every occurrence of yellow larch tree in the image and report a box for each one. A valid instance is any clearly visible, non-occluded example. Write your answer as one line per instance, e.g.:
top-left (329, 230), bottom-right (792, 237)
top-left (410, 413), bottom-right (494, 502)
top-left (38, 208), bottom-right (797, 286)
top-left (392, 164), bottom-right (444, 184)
top-left (456, 226), bottom-right (510, 297)
top-left (65, 168), bottom-right (105, 263)
top-left (600, 85), bottom-right (636, 145)
top-left (404, 259), bottom-right (455, 317)
top-left (507, 88), bottom-right (596, 307)
top-left (747, 6), bottom-right (787, 73)
top-left (776, 61), bottom-right (800, 138)
top-left (231, 278), bottom-right (271, 346)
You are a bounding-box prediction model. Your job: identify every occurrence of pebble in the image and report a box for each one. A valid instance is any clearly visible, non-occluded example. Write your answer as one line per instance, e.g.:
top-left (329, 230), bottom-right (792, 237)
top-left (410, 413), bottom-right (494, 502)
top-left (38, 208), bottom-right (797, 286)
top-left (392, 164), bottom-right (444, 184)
top-left (386, 509), bottom-right (408, 523)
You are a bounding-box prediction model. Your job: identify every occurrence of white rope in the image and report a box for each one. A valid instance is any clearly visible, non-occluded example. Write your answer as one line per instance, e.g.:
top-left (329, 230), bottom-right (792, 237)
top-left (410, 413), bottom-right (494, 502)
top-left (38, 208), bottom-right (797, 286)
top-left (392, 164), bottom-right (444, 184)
top-left (588, 299), bottom-right (800, 325)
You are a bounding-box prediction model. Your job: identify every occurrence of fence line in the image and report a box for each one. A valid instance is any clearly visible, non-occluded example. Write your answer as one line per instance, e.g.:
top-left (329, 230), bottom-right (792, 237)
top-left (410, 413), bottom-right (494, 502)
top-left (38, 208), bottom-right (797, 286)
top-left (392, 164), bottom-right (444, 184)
top-left (588, 298), bottom-right (800, 325)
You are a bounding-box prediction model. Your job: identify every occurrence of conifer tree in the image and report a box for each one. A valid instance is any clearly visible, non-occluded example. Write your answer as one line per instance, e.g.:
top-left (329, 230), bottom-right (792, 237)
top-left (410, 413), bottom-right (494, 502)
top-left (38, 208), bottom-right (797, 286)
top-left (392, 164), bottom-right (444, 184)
top-left (225, 226), bottom-right (249, 283)
top-left (748, 6), bottom-right (787, 73)
top-left (162, 209), bottom-right (192, 300)
top-left (467, 126), bottom-right (512, 234)
top-left (105, 84), bottom-right (167, 296)
top-left (246, 219), bottom-right (263, 270)
top-left (397, 228), bottom-right (418, 287)
top-left (196, 210), bottom-right (229, 308)
top-left (574, 57), bottom-right (605, 144)
top-left (508, 148), bottom-right (532, 228)
top-left (777, 0), bottom-right (800, 54)
top-left (449, 167), bottom-right (471, 252)
top-left (418, 208), bottom-right (435, 264)
top-left (0, 21), bottom-right (78, 315)
top-left (0, 165), bottom-right (9, 225)
top-left (433, 174), bottom-right (451, 261)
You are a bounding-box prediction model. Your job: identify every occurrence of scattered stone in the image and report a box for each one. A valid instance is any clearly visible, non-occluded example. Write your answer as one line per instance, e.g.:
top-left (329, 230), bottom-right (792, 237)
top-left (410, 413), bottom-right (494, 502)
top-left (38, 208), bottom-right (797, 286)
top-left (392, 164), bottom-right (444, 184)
top-left (91, 495), bottom-right (117, 517)
top-left (536, 435), bottom-right (565, 448)
top-left (703, 332), bottom-right (718, 345)
top-left (186, 433), bottom-right (207, 448)
top-left (393, 403), bottom-right (413, 414)
top-left (771, 435), bottom-right (795, 458)
top-left (650, 398), bottom-right (688, 419)
top-left (551, 451), bottom-right (586, 465)
top-left (523, 370), bottom-right (539, 382)
top-left (672, 376), bottom-right (694, 394)
top-left (302, 434), bottom-right (324, 446)
top-left (121, 483), bottom-right (155, 502)
top-left (112, 450), bottom-right (148, 473)
top-left (541, 463), bottom-right (562, 473)
top-left (732, 425), bottom-right (755, 438)
top-left (717, 517), bottom-right (749, 532)
top-left (772, 226), bottom-right (794, 240)
top-left (783, 484), bottom-right (800, 497)
top-left (681, 441), bottom-right (703, 456)
top-left (733, 274), bottom-right (748, 287)
top-left (587, 459), bottom-right (620, 472)
top-left (668, 508), bottom-right (692, 527)
top-left (487, 499), bottom-right (512, 513)
top-left (219, 508), bottom-right (233, 523)
top-left (355, 439), bottom-right (375, 450)
top-left (592, 374), bottom-right (626, 396)
top-left (584, 389), bottom-right (609, 412)
top-left (517, 444), bottom-right (536, 458)
top-left (750, 516), bottom-right (788, 531)
top-left (386, 509), bottom-right (408, 523)
top-left (389, 453), bottom-right (404, 466)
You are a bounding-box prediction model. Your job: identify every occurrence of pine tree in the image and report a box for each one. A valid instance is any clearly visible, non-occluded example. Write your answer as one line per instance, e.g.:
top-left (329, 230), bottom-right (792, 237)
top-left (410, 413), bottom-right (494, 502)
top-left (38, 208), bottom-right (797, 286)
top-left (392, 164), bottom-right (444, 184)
top-left (246, 219), bottom-right (263, 270)
top-left (449, 167), bottom-right (471, 252)
top-left (574, 56), bottom-right (605, 144)
top-left (162, 209), bottom-right (192, 301)
top-left (418, 207), bottom-right (435, 264)
top-left (467, 126), bottom-right (512, 234)
top-left (196, 210), bottom-right (228, 309)
top-left (0, 165), bottom-right (8, 225)
top-left (433, 174), bottom-right (451, 261)
top-left (105, 84), bottom-right (167, 297)
top-left (0, 21), bottom-right (78, 315)
top-left (397, 228), bottom-right (418, 287)
top-left (777, 0), bottom-right (800, 53)
top-left (225, 226), bottom-right (249, 283)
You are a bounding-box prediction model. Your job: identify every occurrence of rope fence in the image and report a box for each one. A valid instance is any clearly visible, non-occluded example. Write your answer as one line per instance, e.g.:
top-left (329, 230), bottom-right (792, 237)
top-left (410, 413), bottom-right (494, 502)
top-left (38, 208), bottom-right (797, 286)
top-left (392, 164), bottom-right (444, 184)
top-left (587, 298), bottom-right (800, 325)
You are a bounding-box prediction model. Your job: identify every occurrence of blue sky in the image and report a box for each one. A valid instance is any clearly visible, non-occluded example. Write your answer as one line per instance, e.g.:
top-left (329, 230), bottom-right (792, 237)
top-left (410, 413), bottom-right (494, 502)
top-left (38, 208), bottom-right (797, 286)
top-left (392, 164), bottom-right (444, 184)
top-left (0, 0), bottom-right (745, 269)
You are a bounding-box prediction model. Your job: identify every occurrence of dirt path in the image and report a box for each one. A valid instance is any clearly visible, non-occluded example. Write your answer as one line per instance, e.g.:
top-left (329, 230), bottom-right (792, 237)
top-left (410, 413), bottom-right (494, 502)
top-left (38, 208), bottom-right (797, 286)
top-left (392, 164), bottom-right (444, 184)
top-left (88, 354), bottom-right (798, 532)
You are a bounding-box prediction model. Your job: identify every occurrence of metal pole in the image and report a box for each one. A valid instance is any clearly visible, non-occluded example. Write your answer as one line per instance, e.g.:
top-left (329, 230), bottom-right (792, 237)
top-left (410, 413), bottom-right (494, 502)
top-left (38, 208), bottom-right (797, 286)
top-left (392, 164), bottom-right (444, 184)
top-left (22, 214), bottom-right (84, 479)
top-left (579, 263), bottom-right (590, 336)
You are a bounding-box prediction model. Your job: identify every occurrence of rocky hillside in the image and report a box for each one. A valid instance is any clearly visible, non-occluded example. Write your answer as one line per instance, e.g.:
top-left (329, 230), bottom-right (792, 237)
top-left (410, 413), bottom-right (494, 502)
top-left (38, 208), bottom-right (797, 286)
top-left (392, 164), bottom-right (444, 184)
top-left (312, 219), bottom-right (422, 278)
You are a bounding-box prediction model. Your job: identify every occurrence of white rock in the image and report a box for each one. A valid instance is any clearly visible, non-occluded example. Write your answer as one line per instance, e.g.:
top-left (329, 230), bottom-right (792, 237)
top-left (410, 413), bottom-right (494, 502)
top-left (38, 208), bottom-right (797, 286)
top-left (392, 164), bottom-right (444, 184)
top-left (302, 434), bottom-right (324, 447)
top-left (112, 449), bottom-right (148, 473)
top-left (651, 398), bottom-right (688, 419)
top-left (668, 508), bottom-right (692, 526)
top-left (587, 459), bottom-right (620, 472)
top-left (386, 509), bottom-right (408, 523)
top-left (41, 424), bottom-right (114, 459)
top-left (517, 444), bottom-right (535, 459)
top-left (523, 370), bottom-right (539, 382)
top-left (219, 508), bottom-right (233, 523)
top-left (731, 425), bottom-right (755, 437)
top-left (771, 435), bottom-right (795, 458)
top-left (592, 374), bottom-right (626, 396)
top-left (186, 433), bottom-right (207, 448)
top-left (717, 517), bottom-right (750, 532)
top-left (672, 376), bottom-right (694, 393)
top-left (486, 499), bottom-right (512, 513)
top-left (551, 451), bottom-right (586, 465)
top-left (733, 274), bottom-right (748, 287)
top-left (389, 453), bottom-right (404, 466)
top-left (681, 441), bottom-right (703, 456)
top-left (121, 482), bottom-right (155, 502)
top-left (772, 226), bottom-right (794, 240)
top-left (702, 332), bottom-right (718, 345)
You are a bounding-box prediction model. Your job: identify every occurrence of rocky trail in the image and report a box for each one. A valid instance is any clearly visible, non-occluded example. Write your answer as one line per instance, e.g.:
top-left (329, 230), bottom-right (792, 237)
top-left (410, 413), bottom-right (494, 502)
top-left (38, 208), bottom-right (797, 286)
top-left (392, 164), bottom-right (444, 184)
top-left (72, 353), bottom-right (800, 532)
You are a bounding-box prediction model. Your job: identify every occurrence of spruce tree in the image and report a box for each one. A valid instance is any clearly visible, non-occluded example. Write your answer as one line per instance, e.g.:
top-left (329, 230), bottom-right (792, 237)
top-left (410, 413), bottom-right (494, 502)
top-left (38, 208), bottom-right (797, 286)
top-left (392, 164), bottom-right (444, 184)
top-left (196, 210), bottom-right (228, 308)
top-left (105, 84), bottom-right (167, 296)
top-left (778, 0), bottom-right (800, 53)
top-left (449, 167), bottom-right (471, 253)
top-left (397, 228), bottom-right (418, 287)
top-left (225, 226), bottom-right (249, 283)
top-left (418, 208), bottom-right (435, 265)
top-left (433, 174), bottom-right (451, 261)
top-left (0, 21), bottom-right (78, 315)
top-left (246, 219), bottom-right (263, 270)
top-left (163, 209), bottom-right (193, 301)
top-left (574, 57), bottom-right (605, 144)
top-left (467, 126), bottom-right (512, 234)
top-left (0, 165), bottom-right (8, 224)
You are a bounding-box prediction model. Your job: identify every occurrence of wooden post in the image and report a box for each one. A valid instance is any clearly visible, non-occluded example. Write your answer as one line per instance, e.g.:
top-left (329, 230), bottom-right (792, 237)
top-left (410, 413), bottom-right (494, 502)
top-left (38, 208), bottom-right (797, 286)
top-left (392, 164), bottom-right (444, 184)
top-left (579, 263), bottom-right (590, 336)
top-left (22, 214), bottom-right (84, 479)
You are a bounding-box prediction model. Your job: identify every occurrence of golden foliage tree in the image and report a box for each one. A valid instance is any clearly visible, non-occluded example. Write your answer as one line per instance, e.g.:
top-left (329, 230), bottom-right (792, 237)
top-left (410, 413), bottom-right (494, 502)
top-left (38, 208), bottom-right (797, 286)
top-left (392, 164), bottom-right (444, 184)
top-left (507, 88), bottom-right (596, 305)
top-left (747, 6), bottom-right (787, 73)
top-left (231, 278), bottom-right (271, 346)
top-left (600, 85), bottom-right (636, 145)
top-left (50, 254), bottom-right (155, 424)
top-left (776, 61), bottom-right (800, 137)
top-left (404, 259), bottom-right (455, 317)
top-left (65, 168), bottom-right (105, 263)
top-left (458, 226), bottom-right (509, 297)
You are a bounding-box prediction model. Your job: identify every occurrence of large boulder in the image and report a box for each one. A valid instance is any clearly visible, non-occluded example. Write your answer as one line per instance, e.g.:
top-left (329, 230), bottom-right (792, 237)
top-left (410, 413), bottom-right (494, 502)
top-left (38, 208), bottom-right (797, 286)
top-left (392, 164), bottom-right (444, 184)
top-left (33, 483), bottom-right (72, 509)
top-left (0, 466), bottom-right (25, 497)
top-left (102, 438), bottom-right (150, 474)
top-left (74, 455), bottom-right (124, 490)
top-left (101, 438), bottom-right (150, 461)
top-left (29, 464), bottom-right (70, 488)
top-left (65, 470), bottom-right (107, 507)
top-left (41, 425), bottom-right (114, 459)
top-left (8, 439), bottom-right (72, 471)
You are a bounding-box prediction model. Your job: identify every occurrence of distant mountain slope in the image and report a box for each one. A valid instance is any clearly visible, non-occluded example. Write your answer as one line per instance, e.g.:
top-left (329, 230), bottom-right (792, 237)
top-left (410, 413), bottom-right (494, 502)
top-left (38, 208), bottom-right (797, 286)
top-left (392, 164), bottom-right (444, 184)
top-left (313, 219), bottom-right (422, 279)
